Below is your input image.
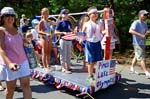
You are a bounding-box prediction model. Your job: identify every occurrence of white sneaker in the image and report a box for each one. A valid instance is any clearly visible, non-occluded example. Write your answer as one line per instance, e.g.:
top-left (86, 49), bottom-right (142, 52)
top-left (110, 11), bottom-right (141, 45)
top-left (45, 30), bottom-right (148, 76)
top-left (130, 70), bottom-right (139, 75)
top-left (145, 72), bottom-right (150, 79)
top-left (64, 70), bottom-right (72, 74)
top-left (0, 86), bottom-right (4, 91)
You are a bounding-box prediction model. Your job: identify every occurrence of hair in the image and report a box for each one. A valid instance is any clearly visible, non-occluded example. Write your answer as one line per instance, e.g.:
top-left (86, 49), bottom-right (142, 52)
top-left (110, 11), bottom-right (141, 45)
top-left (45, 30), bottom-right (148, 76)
top-left (26, 30), bottom-right (33, 38)
top-left (0, 15), bottom-right (17, 28)
top-left (41, 8), bottom-right (49, 18)
top-left (79, 15), bottom-right (89, 30)
top-left (57, 15), bottom-right (62, 22)
top-left (41, 8), bottom-right (49, 14)
top-left (21, 14), bottom-right (26, 18)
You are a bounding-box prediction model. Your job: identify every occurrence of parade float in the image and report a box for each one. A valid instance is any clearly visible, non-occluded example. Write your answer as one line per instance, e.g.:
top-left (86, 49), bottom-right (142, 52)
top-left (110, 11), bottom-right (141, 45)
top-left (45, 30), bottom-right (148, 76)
top-left (29, 8), bottom-right (121, 98)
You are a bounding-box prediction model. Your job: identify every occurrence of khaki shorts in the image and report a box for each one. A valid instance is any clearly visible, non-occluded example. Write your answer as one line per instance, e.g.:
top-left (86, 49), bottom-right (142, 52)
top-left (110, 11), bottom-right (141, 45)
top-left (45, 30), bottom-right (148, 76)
top-left (133, 45), bottom-right (145, 60)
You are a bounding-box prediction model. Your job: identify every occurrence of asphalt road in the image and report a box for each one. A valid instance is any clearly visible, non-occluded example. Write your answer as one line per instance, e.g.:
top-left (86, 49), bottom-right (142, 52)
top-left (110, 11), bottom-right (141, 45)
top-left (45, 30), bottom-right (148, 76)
top-left (0, 63), bottom-right (150, 99)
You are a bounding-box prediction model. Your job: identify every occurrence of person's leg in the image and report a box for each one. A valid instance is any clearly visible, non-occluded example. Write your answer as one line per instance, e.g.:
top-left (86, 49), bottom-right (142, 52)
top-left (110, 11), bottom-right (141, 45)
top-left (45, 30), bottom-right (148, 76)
top-left (131, 57), bottom-right (137, 70)
top-left (46, 41), bottom-right (52, 68)
top-left (141, 60), bottom-right (147, 72)
top-left (0, 81), bottom-right (4, 91)
top-left (88, 62), bottom-right (95, 77)
top-left (52, 48), bottom-right (59, 64)
top-left (66, 41), bottom-right (72, 71)
top-left (130, 46), bottom-right (138, 72)
top-left (5, 80), bottom-right (17, 99)
top-left (40, 38), bottom-right (47, 70)
top-left (59, 39), bottom-right (66, 70)
top-left (19, 76), bottom-right (32, 99)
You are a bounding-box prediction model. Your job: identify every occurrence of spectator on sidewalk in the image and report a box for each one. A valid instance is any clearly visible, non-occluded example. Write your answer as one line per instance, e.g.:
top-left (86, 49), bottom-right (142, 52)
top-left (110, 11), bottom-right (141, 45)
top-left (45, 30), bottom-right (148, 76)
top-left (0, 7), bottom-right (32, 99)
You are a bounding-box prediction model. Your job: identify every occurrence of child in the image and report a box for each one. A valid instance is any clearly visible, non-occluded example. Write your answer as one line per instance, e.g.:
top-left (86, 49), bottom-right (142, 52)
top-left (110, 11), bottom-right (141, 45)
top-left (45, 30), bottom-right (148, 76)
top-left (51, 25), bottom-right (60, 64)
top-left (31, 19), bottom-right (42, 67)
top-left (82, 6), bottom-right (103, 82)
top-left (24, 31), bottom-right (38, 69)
top-left (38, 8), bottom-right (56, 71)
top-left (101, 8), bottom-right (118, 59)
top-left (74, 15), bottom-right (89, 71)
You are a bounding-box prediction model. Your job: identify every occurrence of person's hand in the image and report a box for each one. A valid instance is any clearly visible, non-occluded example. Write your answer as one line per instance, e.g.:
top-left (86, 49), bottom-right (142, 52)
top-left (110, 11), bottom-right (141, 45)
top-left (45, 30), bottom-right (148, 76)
top-left (140, 34), bottom-right (146, 39)
top-left (63, 32), bottom-right (67, 35)
top-left (8, 63), bottom-right (20, 71)
top-left (146, 31), bottom-right (150, 36)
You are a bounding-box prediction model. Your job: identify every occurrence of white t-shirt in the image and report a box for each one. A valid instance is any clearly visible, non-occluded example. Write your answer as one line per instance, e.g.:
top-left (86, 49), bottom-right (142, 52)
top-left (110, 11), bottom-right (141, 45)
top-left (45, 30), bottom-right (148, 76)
top-left (31, 28), bottom-right (39, 40)
top-left (84, 20), bottom-right (103, 42)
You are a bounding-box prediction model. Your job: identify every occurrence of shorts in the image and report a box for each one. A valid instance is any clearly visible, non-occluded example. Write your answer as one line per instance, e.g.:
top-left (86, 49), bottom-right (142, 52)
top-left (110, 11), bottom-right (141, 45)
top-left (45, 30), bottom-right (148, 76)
top-left (133, 45), bottom-right (145, 60)
top-left (101, 36), bottom-right (116, 50)
top-left (34, 44), bottom-right (42, 54)
top-left (85, 41), bottom-right (102, 62)
top-left (0, 60), bottom-right (30, 81)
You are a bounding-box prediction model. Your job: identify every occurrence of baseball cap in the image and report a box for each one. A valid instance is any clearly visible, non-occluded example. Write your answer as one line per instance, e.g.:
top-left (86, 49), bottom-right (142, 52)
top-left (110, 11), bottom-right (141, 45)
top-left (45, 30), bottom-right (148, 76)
top-left (0, 7), bottom-right (16, 16)
top-left (60, 9), bottom-right (69, 14)
top-left (138, 10), bottom-right (149, 16)
top-left (21, 14), bottom-right (26, 17)
top-left (32, 19), bottom-right (39, 24)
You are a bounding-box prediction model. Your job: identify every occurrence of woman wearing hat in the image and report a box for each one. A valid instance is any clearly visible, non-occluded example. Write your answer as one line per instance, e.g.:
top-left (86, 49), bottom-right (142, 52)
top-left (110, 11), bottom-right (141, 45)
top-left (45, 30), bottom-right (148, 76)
top-left (55, 9), bottom-right (73, 74)
top-left (0, 7), bottom-right (32, 99)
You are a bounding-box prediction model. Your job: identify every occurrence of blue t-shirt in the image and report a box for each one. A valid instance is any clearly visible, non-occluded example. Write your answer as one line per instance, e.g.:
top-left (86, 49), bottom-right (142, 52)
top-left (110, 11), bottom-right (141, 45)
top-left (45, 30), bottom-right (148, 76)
top-left (55, 20), bottom-right (72, 32)
top-left (129, 20), bottom-right (148, 45)
top-left (21, 25), bottom-right (29, 33)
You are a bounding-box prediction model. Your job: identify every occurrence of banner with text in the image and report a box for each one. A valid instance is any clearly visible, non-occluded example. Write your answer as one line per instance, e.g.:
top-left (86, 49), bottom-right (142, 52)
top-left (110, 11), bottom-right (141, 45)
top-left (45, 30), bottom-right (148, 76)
top-left (95, 59), bottom-right (116, 91)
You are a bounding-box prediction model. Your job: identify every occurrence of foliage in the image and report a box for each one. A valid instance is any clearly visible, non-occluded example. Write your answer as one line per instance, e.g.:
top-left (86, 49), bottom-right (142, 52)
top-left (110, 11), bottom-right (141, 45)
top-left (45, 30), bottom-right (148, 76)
top-left (0, 0), bottom-right (150, 52)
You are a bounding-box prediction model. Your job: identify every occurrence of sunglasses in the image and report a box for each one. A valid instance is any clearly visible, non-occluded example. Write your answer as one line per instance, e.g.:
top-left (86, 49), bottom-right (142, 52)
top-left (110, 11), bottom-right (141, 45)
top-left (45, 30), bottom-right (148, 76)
top-left (92, 12), bottom-right (98, 14)
top-left (4, 14), bottom-right (15, 17)
top-left (144, 14), bottom-right (148, 16)
top-left (63, 13), bottom-right (69, 15)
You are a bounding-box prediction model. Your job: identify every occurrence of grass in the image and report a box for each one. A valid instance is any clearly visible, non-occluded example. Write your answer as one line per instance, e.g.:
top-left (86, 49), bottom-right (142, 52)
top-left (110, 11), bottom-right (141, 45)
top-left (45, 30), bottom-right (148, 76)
top-left (146, 37), bottom-right (150, 46)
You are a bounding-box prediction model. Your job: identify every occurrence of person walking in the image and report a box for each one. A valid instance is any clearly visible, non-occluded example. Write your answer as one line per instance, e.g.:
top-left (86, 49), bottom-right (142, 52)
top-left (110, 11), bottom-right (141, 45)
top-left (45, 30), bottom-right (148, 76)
top-left (129, 10), bottom-right (150, 78)
top-left (0, 7), bottom-right (32, 99)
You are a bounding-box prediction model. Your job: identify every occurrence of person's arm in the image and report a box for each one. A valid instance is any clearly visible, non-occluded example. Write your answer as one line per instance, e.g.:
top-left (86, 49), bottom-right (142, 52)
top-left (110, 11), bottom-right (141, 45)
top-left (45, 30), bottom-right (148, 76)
top-left (48, 20), bottom-right (56, 26)
top-left (0, 29), bottom-right (18, 71)
top-left (129, 29), bottom-right (145, 39)
top-left (55, 30), bottom-right (66, 35)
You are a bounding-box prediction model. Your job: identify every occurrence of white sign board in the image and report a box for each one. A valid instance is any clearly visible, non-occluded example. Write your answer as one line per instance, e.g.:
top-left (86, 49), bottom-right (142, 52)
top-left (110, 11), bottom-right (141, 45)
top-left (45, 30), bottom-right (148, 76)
top-left (95, 59), bottom-right (116, 91)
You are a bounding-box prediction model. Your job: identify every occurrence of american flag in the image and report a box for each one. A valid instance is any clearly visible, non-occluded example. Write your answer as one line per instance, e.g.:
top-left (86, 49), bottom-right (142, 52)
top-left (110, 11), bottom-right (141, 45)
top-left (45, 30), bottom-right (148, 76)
top-left (61, 33), bottom-right (77, 40)
top-left (109, 60), bottom-right (116, 75)
top-left (61, 32), bottom-right (86, 41)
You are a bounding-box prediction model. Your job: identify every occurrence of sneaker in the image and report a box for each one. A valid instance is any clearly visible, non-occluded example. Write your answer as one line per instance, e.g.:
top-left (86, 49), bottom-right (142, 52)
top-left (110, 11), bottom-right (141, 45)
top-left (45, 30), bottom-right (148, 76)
top-left (38, 63), bottom-right (43, 68)
top-left (86, 75), bottom-right (95, 85)
top-left (145, 71), bottom-right (150, 79)
top-left (130, 70), bottom-right (139, 75)
top-left (44, 68), bottom-right (50, 73)
top-left (64, 70), bottom-right (72, 74)
top-left (62, 68), bottom-right (66, 72)
top-left (0, 86), bottom-right (4, 91)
